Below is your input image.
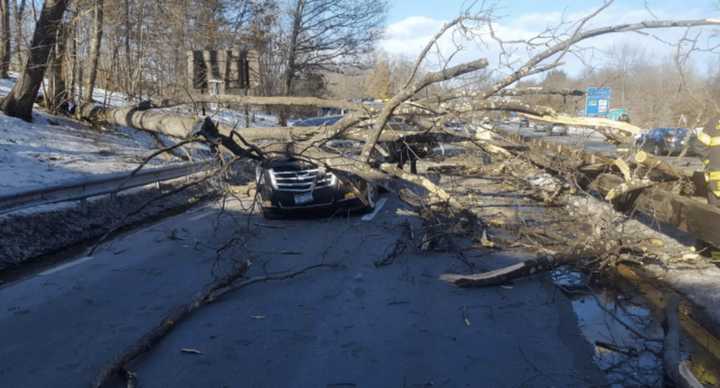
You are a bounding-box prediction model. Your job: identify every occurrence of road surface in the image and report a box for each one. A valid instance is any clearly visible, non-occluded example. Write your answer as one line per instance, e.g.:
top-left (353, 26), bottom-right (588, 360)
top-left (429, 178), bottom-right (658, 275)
top-left (0, 196), bottom-right (607, 387)
top-left (500, 123), bottom-right (705, 174)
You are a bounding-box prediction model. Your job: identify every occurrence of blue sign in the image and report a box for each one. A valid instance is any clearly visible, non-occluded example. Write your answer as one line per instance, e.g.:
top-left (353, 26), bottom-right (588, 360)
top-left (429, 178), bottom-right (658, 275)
top-left (585, 87), bottom-right (612, 117)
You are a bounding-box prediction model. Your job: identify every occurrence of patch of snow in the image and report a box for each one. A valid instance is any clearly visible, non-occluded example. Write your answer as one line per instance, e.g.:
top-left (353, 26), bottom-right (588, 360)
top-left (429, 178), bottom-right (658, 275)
top-left (0, 76), bottom-right (211, 194)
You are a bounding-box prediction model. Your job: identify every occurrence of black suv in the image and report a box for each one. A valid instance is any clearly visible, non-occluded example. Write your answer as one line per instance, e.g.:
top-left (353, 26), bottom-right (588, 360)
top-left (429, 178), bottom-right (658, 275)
top-left (255, 157), bottom-right (377, 218)
top-left (635, 127), bottom-right (705, 156)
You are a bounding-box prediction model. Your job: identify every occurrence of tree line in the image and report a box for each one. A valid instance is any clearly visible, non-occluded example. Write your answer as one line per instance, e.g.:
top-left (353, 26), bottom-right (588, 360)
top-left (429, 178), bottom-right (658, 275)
top-left (0, 0), bottom-right (388, 122)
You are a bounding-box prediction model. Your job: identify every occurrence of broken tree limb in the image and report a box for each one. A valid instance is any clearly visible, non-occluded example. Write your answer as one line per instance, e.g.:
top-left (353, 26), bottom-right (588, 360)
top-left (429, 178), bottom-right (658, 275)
top-left (522, 113), bottom-right (641, 142)
top-left (93, 262), bottom-right (335, 388)
top-left (374, 221), bottom-right (412, 267)
top-left (440, 255), bottom-right (566, 287)
top-left (93, 260), bottom-right (251, 388)
top-left (466, 100), bottom-right (556, 117)
top-left (604, 179), bottom-right (655, 202)
top-left (663, 295), bottom-right (705, 388)
top-left (495, 87), bottom-right (585, 97)
top-left (379, 163), bottom-right (463, 210)
top-left (634, 150), bottom-right (690, 180)
top-left (491, 125), bottom-right (719, 250)
top-left (361, 58), bottom-right (490, 162)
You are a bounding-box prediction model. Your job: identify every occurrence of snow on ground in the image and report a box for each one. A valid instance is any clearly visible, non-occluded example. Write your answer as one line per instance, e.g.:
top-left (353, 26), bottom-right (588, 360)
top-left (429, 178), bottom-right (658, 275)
top-left (0, 110), bottom-right (203, 193)
top-left (0, 77), bottom-right (212, 194)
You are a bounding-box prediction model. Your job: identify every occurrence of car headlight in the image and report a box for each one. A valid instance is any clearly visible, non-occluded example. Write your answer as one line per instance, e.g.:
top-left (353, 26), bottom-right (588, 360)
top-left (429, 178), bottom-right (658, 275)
top-left (267, 168), bottom-right (279, 189)
top-left (327, 172), bottom-right (337, 186)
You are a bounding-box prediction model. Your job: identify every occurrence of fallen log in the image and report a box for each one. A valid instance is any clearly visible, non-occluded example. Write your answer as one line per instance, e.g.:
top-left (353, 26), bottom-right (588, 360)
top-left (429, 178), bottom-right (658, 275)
top-left (78, 103), bottom-right (409, 144)
top-left (634, 150), bottom-right (690, 180)
top-left (78, 103), bottom-right (296, 140)
top-left (604, 179), bottom-right (655, 202)
top-left (440, 255), bottom-right (567, 287)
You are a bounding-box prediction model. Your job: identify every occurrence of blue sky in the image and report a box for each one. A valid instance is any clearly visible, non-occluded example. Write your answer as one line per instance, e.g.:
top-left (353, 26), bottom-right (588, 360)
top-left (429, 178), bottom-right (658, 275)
top-left (380, 0), bottom-right (720, 75)
top-left (386, 0), bottom-right (719, 23)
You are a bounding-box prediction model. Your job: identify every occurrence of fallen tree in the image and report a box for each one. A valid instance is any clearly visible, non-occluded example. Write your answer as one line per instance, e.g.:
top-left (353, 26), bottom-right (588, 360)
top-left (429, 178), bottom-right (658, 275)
top-left (75, 7), bottom-right (720, 387)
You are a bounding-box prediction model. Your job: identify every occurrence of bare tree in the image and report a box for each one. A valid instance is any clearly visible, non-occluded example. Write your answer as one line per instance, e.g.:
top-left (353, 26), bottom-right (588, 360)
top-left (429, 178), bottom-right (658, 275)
top-left (83, 0), bottom-right (104, 103)
top-left (0, 0), bottom-right (70, 121)
top-left (280, 0), bottom-right (387, 123)
top-left (12, 0), bottom-right (25, 68)
top-left (0, 0), bottom-right (10, 78)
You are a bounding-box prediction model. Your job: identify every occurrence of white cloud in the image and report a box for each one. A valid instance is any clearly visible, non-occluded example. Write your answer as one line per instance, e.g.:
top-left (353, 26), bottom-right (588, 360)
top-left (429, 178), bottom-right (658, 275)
top-left (380, 16), bottom-right (446, 60)
top-left (379, 4), bottom-right (720, 78)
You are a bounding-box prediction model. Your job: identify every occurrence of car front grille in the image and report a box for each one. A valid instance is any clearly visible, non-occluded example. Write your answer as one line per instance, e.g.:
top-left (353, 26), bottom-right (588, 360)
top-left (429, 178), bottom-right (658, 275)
top-left (269, 168), bottom-right (335, 192)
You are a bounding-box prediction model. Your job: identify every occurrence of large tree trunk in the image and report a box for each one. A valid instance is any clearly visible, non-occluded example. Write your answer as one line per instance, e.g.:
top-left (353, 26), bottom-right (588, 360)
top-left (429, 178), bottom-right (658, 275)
top-left (0, 0), bottom-right (10, 78)
top-left (83, 0), bottom-right (104, 104)
top-left (0, 0), bottom-right (69, 121)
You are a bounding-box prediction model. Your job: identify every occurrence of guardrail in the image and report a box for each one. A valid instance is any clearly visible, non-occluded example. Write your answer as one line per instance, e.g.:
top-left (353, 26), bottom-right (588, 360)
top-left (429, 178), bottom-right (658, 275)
top-left (0, 161), bottom-right (215, 215)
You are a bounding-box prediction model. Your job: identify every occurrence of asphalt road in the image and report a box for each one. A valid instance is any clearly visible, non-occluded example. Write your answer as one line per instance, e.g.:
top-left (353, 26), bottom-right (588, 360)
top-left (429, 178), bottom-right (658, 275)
top-left (0, 196), bottom-right (607, 388)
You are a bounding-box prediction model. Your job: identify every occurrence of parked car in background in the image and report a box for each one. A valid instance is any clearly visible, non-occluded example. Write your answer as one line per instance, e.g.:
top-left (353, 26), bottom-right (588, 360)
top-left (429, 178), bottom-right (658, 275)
top-left (256, 155), bottom-right (377, 219)
top-left (635, 127), bottom-right (705, 156)
top-left (549, 125), bottom-right (569, 136)
top-left (533, 124), bottom-right (568, 136)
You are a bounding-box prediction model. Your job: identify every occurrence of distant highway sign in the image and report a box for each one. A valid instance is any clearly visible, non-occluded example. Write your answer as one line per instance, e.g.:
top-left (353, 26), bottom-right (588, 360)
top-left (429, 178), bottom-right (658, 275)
top-left (585, 87), bottom-right (612, 117)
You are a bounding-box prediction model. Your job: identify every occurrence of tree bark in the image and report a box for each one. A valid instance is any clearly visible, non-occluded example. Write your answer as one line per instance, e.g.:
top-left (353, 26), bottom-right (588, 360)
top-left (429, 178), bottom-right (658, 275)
top-left (0, 0), bottom-right (69, 121)
top-left (0, 0), bottom-right (10, 78)
top-left (47, 20), bottom-right (67, 113)
top-left (83, 0), bottom-right (104, 103)
top-left (12, 0), bottom-right (25, 70)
